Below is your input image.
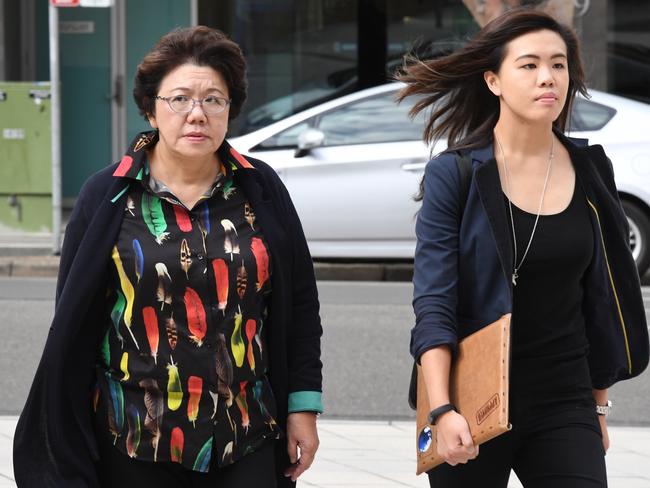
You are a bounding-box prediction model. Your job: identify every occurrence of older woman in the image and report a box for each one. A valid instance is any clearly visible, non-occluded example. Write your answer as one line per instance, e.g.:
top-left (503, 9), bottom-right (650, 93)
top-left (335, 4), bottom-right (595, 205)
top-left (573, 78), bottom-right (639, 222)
top-left (14, 26), bottom-right (323, 488)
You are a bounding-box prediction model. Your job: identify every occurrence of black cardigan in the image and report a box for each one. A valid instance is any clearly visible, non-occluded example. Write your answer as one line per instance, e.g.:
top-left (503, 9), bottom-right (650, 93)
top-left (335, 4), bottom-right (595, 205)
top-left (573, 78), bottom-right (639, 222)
top-left (13, 155), bottom-right (323, 488)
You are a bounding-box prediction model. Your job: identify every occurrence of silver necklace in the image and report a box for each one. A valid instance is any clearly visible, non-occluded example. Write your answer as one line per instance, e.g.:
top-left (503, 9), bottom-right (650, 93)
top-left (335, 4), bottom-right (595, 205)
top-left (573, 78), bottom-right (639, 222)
top-left (495, 135), bottom-right (554, 286)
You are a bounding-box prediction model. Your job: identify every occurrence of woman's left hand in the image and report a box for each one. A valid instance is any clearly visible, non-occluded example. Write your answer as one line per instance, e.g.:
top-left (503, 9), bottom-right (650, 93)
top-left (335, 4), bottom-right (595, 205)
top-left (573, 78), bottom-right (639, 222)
top-left (284, 412), bottom-right (320, 481)
top-left (598, 414), bottom-right (610, 453)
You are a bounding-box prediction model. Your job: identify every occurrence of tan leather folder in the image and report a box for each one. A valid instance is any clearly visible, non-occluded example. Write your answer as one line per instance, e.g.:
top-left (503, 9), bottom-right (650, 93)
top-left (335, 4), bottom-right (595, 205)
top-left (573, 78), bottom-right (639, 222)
top-left (416, 314), bottom-right (511, 475)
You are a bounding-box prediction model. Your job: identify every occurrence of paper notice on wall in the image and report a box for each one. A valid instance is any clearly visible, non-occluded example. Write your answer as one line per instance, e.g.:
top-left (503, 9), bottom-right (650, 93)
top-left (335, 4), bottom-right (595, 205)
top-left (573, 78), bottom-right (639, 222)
top-left (3, 129), bottom-right (26, 140)
top-left (59, 21), bottom-right (95, 34)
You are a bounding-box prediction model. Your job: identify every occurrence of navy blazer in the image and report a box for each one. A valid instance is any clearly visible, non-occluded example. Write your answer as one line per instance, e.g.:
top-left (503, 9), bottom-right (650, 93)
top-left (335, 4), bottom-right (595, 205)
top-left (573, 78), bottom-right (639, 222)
top-left (412, 131), bottom-right (649, 389)
top-left (13, 154), bottom-right (322, 488)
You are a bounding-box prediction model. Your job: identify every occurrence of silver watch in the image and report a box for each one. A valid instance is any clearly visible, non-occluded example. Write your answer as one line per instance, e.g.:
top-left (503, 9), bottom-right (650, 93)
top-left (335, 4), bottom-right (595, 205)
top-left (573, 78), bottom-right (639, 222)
top-left (596, 400), bottom-right (612, 416)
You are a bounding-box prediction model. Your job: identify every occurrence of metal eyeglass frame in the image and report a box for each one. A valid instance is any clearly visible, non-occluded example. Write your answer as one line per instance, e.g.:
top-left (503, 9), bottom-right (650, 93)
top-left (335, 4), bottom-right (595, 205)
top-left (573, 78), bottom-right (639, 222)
top-left (154, 95), bottom-right (231, 115)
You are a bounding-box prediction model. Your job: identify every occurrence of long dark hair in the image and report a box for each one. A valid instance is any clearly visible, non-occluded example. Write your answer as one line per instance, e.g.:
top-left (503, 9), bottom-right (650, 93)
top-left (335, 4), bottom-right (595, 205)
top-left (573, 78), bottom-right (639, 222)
top-left (396, 7), bottom-right (588, 155)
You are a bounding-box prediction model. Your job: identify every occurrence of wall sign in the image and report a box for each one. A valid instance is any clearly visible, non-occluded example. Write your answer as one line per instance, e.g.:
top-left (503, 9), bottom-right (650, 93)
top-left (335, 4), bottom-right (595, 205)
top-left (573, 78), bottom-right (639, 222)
top-left (59, 21), bottom-right (95, 34)
top-left (50, 0), bottom-right (80, 7)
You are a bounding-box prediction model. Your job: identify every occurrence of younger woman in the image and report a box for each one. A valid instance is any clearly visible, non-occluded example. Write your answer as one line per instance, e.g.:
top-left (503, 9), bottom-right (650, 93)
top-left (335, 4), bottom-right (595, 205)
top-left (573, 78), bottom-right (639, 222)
top-left (399, 8), bottom-right (649, 487)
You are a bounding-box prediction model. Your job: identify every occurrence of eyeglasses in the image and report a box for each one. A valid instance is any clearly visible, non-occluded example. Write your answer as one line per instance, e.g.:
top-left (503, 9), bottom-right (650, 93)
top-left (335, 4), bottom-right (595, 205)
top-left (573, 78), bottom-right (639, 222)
top-left (154, 95), bottom-right (231, 115)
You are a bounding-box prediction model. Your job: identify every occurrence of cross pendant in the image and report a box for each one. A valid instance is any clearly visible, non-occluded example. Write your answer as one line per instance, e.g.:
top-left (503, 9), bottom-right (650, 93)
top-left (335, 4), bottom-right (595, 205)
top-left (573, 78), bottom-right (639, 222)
top-left (512, 272), bottom-right (518, 286)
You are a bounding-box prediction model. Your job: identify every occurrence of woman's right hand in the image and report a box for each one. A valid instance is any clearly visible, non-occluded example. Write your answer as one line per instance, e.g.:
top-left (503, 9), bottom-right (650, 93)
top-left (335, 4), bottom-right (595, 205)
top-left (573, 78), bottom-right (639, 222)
top-left (435, 410), bottom-right (479, 466)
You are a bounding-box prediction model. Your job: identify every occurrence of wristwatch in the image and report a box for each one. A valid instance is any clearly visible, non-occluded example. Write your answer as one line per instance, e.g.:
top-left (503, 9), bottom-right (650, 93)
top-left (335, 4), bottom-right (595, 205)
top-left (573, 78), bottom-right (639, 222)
top-left (596, 400), bottom-right (612, 416)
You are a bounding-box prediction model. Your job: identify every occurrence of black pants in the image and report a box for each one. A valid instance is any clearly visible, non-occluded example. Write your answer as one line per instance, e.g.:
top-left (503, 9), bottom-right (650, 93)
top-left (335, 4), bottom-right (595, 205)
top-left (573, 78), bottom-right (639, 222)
top-left (95, 427), bottom-right (277, 488)
top-left (428, 393), bottom-right (607, 488)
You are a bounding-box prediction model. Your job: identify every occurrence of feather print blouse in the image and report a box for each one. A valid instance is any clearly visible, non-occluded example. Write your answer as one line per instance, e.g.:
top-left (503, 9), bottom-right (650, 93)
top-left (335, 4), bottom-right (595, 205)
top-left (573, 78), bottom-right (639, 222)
top-left (95, 132), bottom-right (279, 472)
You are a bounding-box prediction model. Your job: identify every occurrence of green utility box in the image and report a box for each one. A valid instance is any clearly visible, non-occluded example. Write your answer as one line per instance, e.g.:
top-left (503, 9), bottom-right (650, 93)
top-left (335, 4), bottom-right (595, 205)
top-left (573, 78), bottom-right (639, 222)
top-left (0, 82), bottom-right (52, 232)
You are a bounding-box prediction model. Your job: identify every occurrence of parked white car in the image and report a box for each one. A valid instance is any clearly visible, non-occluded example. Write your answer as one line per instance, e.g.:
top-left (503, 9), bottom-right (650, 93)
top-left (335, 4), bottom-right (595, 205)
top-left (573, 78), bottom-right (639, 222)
top-left (230, 83), bottom-right (650, 275)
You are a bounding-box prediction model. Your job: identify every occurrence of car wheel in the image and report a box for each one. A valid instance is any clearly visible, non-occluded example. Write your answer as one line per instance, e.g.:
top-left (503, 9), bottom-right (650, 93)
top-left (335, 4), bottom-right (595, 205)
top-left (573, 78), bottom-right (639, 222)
top-left (621, 200), bottom-right (650, 277)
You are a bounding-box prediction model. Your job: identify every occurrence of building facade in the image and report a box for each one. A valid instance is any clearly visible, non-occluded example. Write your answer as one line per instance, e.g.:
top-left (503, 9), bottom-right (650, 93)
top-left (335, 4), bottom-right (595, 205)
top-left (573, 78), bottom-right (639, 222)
top-left (0, 0), bottom-right (648, 199)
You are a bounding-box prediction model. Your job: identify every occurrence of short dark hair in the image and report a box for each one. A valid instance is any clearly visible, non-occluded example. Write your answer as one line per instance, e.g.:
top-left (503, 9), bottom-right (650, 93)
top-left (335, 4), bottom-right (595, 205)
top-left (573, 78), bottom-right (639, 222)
top-left (397, 7), bottom-right (587, 151)
top-left (133, 26), bottom-right (247, 121)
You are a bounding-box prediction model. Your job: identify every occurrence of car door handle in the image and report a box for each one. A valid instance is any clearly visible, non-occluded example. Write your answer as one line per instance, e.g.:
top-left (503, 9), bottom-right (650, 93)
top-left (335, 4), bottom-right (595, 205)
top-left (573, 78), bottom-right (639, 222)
top-left (401, 161), bottom-right (427, 172)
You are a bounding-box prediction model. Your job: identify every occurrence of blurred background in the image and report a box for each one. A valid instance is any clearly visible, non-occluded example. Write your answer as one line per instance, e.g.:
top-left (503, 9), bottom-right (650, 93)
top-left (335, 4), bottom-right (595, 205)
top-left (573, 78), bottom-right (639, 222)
top-left (1, 6), bottom-right (650, 487)
top-left (1, 0), bottom-right (648, 203)
top-left (1, 0), bottom-right (649, 424)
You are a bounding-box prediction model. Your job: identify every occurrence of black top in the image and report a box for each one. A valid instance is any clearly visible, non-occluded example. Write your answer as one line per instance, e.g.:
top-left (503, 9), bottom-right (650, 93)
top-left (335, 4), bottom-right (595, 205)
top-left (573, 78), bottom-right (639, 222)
top-left (506, 182), bottom-right (595, 403)
top-left (94, 135), bottom-right (280, 471)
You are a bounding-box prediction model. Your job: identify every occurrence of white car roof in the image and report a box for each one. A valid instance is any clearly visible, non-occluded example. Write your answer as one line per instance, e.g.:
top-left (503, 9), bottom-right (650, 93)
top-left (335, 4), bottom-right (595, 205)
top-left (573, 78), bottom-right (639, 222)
top-left (231, 83), bottom-right (404, 148)
top-left (231, 82), bottom-right (650, 148)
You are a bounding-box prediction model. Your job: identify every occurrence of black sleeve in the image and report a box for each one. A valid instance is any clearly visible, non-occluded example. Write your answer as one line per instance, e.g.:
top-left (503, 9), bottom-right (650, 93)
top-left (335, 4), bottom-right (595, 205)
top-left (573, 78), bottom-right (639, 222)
top-left (277, 176), bottom-right (324, 394)
top-left (55, 190), bottom-right (90, 306)
top-left (14, 183), bottom-right (101, 488)
top-left (255, 162), bottom-right (323, 394)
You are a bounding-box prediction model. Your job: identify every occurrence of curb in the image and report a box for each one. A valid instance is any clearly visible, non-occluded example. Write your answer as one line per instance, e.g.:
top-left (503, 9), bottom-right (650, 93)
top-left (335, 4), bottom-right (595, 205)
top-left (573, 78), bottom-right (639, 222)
top-left (314, 262), bottom-right (413, 281)
top-left (1, 256), bottom-right (647, 285)
top-left (0, 255), bottom-right (415, 281)
top-left (0, 255), bottom-right (61, 277)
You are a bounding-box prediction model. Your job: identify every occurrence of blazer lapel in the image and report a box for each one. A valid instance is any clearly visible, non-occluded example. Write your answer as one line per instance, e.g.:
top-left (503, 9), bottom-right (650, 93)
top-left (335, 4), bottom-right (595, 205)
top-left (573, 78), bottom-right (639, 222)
top-left (233, 167), bottom-right (290, 259)
top-left (472, 146), bottom-right (514, 286)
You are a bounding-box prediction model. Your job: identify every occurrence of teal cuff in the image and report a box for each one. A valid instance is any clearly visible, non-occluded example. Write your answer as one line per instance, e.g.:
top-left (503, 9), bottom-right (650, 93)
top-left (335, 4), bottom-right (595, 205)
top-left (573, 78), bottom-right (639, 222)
top-left (288, 391), bottom-right (323, 414)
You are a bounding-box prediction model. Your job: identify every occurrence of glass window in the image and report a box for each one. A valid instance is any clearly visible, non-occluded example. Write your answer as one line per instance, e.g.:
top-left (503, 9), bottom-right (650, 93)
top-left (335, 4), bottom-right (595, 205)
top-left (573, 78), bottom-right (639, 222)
top-left (569, 98), bottom-right (617, 132)
top-left (253, 121), bottom-right (311, 150)
top-left (606, 0), bottom-right (650, 103)
top-left (254, 90), bottom-right (427, 150)
top-left (200, 0), bottom-right (358, 136)
top-left (200, 0), bottom-right (483, 137)
top-left (317, 91), bottom-right (425, 146)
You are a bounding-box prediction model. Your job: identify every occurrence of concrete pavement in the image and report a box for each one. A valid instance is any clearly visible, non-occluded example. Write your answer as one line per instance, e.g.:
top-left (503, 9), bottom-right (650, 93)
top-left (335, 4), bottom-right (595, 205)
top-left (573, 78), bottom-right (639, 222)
top-left (1, 417), bottom-right (649, 487)
top-left (2, 237), bottom-right (650, 487)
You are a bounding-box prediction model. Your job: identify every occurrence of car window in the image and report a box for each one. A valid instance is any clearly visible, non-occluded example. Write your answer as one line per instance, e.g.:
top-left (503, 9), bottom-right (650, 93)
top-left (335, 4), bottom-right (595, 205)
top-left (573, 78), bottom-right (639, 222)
top-left (317, 92), bottom-right (425, 146)
top-left (569, 98), bottom-right (617, 131)
top-left (252, 90), bottom-right (425, 151)
top-left (254, 121), bottom-right (311, 150)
